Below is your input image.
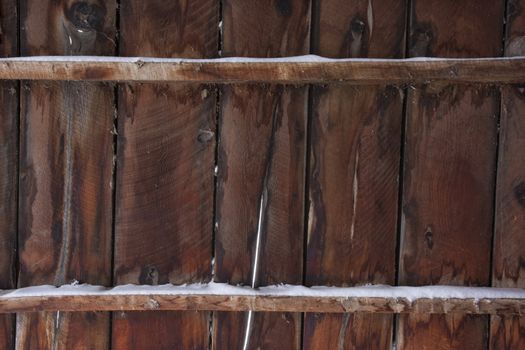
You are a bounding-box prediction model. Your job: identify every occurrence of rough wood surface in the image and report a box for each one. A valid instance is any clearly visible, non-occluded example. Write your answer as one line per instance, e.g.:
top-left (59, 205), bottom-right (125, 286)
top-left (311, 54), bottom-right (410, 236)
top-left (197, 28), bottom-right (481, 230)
top-left (214, 1), bottom-right (310, 349)
top-left (491, 1), bottom-right (525, 348)
top-left (1, 285), bottom-right (525, 315)
top-left (1, 56), bottom-right (525, 83)
top-left (0, 0), bottom-right (18, 348)
top-left (113, 1), bottom-right (218, 349)
top-left (303, 1), bottom-right (406, 349)
top-left (398, 1), bottom-right (505, 349)
top-left (17, 0), bottom-right (116, 349)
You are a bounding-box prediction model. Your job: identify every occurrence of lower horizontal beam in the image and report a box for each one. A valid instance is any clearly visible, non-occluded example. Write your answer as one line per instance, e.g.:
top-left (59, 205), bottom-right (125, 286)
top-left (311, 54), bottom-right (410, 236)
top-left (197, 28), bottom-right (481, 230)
top-left (1, 283), bottom-right (524, 315)
top-left (0, 56), bottom-right (525, 84)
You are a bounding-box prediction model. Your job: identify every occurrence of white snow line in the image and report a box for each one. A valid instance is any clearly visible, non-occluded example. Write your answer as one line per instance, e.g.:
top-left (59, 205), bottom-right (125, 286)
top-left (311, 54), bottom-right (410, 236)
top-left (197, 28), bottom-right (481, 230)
top-left (3, 282), bottom-right (525, 301)
top-left (3, 55), bottom-right (525, 63)
top-left (2, 283), bottom-right (525, 314)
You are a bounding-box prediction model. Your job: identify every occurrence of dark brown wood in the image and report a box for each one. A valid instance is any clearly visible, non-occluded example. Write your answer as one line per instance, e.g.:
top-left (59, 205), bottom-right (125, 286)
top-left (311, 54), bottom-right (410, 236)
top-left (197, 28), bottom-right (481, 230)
top-left (113, 1), bottom-right (218, 349)
top-left (490, 87), bottom-right (525, 349)
top-left (398, 1), bottom-right (505, 349)
top-left (304, 1), bottom-right (406, 349)
top-left (491, 1), bottom-right (525, 347)
top-left (17, 0), bottom-right (116, 349)
top-left (2, 57), bottom-right (525, 83)
top-left (214, 1), bottom-right (310, 349)
top-left (1, 285), bottom-right (525, 314)
top-left (0, 0), bottom-right (18, 348)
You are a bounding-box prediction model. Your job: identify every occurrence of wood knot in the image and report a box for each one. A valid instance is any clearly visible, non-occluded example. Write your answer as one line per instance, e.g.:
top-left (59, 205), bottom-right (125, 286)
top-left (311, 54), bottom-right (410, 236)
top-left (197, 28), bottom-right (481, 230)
top-left (424, 226), bottom-right (434, 249)
top-left (145, 298), bottom-right (160, 310)
top-left (350, 18), bottom-right (366, 35)
top-left (139, 265), bottom-right (159, 285)
top-left (514, 181), bottom-right (525, 207)
top-left (410, 23), bottom-right (434, 57)
top-left (66, 1), bottom-right (106, 32)
top-left (275, 0), bottom-right (292, 17)
top-left (197, 129), bottom-right (214, 144)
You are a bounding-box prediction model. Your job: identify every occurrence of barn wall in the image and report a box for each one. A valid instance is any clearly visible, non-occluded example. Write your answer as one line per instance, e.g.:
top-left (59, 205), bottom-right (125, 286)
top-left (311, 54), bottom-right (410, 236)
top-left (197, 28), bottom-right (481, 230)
top-left (0, 0), bottom-right (521, 349)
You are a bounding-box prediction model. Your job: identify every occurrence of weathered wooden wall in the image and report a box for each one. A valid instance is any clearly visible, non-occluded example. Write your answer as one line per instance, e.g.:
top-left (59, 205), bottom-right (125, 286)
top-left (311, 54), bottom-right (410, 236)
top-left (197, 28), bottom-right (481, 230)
top-left (398, 0), bottom-right (504, 349)
top-left (17, 0), bottom-right (115, 348)
top-left (113, 1), bottom-right (218, 349)
top-left (304, 0), bottom-right (406, 348)
top-left (1, 0), bottom-right (523, 349)
top-left (214, 0), bottom-right (310, 349)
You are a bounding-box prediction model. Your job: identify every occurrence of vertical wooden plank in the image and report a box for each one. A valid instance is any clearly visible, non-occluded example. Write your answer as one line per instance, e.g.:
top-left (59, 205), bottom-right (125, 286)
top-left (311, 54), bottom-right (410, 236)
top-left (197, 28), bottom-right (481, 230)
top-left (214, 0), bottom-right (310, 349)
top-left (303, 1), bottom-right (406, 349)
top-left (113, 1), bottom-right (218, 349)
top-left (17, 0), bottom-right (116, 349)
top-left (0, 1), bottom-right (18, 348)
top-left (491, 1), bottom-right (525, 348)
top-left (398, 1), bottom-right (504, 349)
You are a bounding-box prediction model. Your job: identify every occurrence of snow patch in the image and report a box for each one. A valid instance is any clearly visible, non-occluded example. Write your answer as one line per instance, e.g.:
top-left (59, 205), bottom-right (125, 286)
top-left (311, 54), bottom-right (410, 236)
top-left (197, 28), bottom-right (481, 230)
top-left (3, 282), bottom-right (525, 302)
top-left (4, 55), bottom-right (525, 64)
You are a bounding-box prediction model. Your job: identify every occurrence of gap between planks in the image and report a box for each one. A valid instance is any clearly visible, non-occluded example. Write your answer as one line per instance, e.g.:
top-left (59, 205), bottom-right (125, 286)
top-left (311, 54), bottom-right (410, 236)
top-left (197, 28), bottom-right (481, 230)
top-left (0, 283), bottom-right (524, 315)
top-left (1, 56), bottom-right (525, 83)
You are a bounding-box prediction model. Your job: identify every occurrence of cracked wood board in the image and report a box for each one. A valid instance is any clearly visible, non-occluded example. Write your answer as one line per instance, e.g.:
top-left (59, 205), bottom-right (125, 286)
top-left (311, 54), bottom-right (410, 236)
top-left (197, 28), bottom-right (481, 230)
top-left (398, 1), bottom-right (505, 349)
top-left (490, 0), bottom-right (525, 348)
top-left (16, 0), bottom-right (116, 349)
top-left (112, 1), bottom-right (218, 349)
top-left (303, 0), bottom-right (406, 349)
top-left (213, 0), bottom-right (311, 349)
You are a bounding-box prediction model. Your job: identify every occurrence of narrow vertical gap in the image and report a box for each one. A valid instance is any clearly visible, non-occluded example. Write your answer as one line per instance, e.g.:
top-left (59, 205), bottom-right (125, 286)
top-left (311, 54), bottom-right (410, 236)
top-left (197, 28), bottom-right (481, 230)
top-left (209, 86), bottom-right (221, 350)
top-left (300, 85), bottom-right (313, 350)
top-left (14, 0), bottom-right (22, 346)
top-left (392, 85), bottom-right (409, 350)
top-left (392, 0), bottom-right (412, 348)
top-left (108, 1), bottom-right (121, 349)
top-left (489, 0), bottom-right (509, 290)
top-left (13, 85), bottom-right (20, 347)
top-left (487, 84), bottom-right (503, 350)
top-left (110, 0), bottom-right (121, 291)
top-left (209, 1), bottom-right (222, 349)
top-left (394, 0), bottom-right (412, 287)
top-left (488, 1), bottom-right (510, 347)
top-left (309, 0), bottom-right (320, 55)
top-left (300, 1), bottom-right (317, 349)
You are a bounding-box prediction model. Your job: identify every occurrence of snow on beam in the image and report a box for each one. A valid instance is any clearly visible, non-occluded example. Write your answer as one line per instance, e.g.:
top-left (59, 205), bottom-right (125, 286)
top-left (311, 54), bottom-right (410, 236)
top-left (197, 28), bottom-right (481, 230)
top-left (1, 282), bottom-right (525, 315)
top-left (0, 55), bottom-right (525, 84)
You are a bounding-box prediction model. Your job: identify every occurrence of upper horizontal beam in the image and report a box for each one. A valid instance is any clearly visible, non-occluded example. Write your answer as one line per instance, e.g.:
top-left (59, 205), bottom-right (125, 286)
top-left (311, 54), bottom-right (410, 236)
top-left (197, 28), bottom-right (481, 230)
top-left (1, 55), bottom-right (525, 84)
top-left (2, 283), bottom-right (525, 314)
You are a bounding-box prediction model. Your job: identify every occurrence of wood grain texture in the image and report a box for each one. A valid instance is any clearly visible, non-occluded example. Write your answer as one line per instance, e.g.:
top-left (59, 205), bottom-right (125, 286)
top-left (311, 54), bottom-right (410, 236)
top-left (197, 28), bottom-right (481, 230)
top-left (491, 1), bottom-right (525, 347)
top-left (214, 84), bottom-right (307, 350)
top-left (398, 1), bottom-right (505, 348)
top-left (4, 57), bottom-right (525, 84)
top-left (214, 1), bottom-right (310, 349)
top-left (113, 1), bottom-right (218, 349)
top-left (0, 0), bottom-right (18, 348)
top-left (17, 0), bottom-right (116, 349)
top-left (304, 1), bottom-right (406, 349)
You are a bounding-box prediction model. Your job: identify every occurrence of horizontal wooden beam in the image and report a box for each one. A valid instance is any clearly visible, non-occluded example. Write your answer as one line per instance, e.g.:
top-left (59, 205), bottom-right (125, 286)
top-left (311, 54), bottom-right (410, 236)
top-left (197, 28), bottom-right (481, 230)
top-left (1, 56), bottom-right (525, 84)
top-left (1, 283), bottom-right (525, 315)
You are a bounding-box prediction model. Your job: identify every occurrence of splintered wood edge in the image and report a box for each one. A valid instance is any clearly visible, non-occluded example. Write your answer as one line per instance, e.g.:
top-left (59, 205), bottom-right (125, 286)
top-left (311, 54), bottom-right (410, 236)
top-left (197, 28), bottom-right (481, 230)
top-left (1, 56), bottom-right (525, 84)
top-left (1, 286), bottom-right (525, 314)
